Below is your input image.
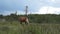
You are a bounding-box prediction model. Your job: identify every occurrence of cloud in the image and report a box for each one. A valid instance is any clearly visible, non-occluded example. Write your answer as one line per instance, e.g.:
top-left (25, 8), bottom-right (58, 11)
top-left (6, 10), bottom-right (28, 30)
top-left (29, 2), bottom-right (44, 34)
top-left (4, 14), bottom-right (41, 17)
top-left (0, 0), bottom-right (60, 15)
top-left (1, 10), bottom-right (31, 15)
top-left (38, 6), bottom-right (60, 14)
top-left (47, 0), bottom-right (60, 3)
top-left (56, 0), bottom-right (60, 3)
top-left (48, 0), bottom-right (56, 2)
top-left (0, 11), bottom-right (25, 15)
top-left (16, 10), bottom-right (25, 15)
top-left (1, 6), bottom-right (60, 15)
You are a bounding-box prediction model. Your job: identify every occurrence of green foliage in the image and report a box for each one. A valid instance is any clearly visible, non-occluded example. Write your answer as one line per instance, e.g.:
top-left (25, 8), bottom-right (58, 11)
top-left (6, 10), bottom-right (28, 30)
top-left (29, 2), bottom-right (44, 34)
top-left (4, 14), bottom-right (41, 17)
top-left (28, 14), bottom-right (60, 23)
top-left (0, 14), bottom-right (60, 23)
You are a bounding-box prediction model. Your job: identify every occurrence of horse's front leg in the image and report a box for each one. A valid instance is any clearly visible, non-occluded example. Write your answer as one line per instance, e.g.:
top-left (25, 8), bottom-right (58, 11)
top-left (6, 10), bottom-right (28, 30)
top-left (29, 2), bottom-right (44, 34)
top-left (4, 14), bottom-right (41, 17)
top-left (25, 19), bottom-right (29, 25)
top-left (25, 21), bottom-right (28, 25)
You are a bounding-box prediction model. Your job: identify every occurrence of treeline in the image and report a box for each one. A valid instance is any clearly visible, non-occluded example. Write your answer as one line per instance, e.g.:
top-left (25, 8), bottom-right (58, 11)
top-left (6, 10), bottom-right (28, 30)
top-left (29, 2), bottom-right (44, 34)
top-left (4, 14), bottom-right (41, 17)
top-left (28, 14), bottom-right (60, 23)
top-left (0, 14), bottom-right (60, 23)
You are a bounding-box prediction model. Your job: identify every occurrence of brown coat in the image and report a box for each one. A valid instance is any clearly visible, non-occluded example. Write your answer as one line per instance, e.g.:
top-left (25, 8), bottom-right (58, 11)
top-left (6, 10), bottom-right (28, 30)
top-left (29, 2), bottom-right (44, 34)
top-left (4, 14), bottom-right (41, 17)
top-left (19, 17), bottom-right (27, 22)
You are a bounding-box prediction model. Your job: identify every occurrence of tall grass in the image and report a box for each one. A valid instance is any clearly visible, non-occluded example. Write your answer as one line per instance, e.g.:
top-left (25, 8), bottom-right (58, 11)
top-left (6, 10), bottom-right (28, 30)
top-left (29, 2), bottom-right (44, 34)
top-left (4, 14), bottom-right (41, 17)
top-left (0, 21), bottom-right (60, 34)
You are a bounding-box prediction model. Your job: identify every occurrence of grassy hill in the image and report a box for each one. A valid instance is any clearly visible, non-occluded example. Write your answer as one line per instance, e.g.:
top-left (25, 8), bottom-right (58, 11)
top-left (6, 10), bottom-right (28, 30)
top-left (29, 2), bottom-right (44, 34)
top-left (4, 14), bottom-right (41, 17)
top-left (0, 14), bottom-right (60, 34)
top-left (0, 21), bottom-right (60, 34)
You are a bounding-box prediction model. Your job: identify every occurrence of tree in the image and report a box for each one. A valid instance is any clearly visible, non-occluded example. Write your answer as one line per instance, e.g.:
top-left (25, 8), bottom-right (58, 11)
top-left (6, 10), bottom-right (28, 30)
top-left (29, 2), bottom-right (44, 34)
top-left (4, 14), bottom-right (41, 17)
top-left (0, 14), bottom-right (3, 19)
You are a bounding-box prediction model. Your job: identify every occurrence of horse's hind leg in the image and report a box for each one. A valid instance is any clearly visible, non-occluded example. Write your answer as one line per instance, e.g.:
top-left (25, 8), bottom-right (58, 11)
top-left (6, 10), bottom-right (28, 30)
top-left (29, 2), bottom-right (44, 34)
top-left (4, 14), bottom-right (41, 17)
top-left (20, 22), bottom-right (22, 24)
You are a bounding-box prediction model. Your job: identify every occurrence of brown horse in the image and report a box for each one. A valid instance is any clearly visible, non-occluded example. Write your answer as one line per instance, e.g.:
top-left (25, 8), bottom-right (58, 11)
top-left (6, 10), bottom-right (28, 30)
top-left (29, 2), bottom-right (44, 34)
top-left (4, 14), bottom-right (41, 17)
top-left (18, 16), bottom-right (29, 24)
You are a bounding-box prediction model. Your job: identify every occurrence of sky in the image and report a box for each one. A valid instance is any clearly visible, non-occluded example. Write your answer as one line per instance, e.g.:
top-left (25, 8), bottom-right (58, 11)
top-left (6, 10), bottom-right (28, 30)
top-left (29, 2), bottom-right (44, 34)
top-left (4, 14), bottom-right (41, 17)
top-left (0, 0), bottom-right (60, 15)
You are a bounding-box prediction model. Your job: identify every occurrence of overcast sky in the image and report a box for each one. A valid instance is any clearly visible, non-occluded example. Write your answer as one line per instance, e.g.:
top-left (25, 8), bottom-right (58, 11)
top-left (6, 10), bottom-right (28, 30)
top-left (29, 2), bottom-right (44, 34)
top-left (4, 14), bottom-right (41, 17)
top-left (0, 0), bottom-right (60, 15)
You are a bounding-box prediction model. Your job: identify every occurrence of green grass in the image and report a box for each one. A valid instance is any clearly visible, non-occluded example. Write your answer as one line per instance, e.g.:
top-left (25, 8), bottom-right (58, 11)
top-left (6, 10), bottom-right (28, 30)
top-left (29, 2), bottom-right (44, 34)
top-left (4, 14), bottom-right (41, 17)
top-left (0, 21), bottom-right (60, 34)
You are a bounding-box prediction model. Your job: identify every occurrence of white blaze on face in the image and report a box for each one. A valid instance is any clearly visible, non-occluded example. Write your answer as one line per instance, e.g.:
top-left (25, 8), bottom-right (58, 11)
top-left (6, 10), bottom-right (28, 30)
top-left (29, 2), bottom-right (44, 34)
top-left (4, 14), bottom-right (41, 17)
top-left (38, 6), bottom-right (60, 14)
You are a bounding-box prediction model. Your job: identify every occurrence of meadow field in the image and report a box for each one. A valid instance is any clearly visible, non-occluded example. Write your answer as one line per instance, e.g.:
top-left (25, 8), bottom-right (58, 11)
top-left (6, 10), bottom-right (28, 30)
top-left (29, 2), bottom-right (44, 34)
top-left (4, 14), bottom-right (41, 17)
top-left (0, 21), bottom-right (60, 34)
